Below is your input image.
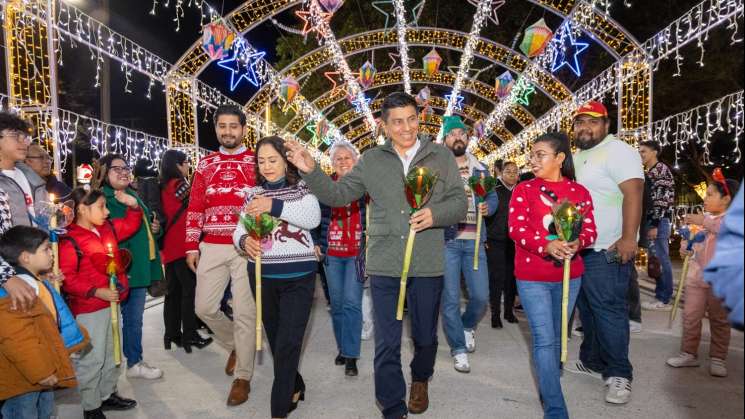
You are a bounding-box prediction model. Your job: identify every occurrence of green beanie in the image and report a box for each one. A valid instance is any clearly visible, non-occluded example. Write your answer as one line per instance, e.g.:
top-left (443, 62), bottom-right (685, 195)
top-left (442, 115), bottom-right (468, 137)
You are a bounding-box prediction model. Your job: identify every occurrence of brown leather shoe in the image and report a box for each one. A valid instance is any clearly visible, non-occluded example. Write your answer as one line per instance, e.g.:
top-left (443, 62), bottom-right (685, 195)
top-left (225, 350), bottom-right (236, 376)
top-left (226, 378), bottom-right (250, 406)
top-left (408, 381), bottom-right (429, 414)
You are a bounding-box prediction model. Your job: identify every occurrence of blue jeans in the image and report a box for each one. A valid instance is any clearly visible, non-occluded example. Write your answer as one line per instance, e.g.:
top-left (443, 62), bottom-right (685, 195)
top-left (517, 279), bottom-right (581, 419)
top-left (652, 218), bottom-right (674, 304)
top-left (325, 255), bottom-right (364, 358)
top-left (1, 390), bottom-right (54, 419)
top-left (577, 250), bottom-right (634, 380)
top-left (121, 286), bottom-right (147, 368)
top-left (371, 275), bottom-right (442, 419)
top-left (442, 239), bottom-right (489, 355)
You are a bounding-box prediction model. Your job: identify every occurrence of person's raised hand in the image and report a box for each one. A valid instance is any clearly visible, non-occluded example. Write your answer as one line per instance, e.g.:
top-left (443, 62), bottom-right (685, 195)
top-left (284, 140), bottom-right (316, 174)
top-left (114, 190), bottom-right (138, 208)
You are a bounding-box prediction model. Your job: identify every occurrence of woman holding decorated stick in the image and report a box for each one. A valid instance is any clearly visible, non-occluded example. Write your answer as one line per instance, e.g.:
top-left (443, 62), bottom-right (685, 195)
top-left (234, 136), bottom-right (320, 419)
top-left (508, 132), bottom-right (597, 419)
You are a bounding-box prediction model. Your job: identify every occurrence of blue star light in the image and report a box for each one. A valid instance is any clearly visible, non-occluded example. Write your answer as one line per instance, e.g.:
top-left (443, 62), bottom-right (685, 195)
top-left (217, 41), bottom-right (266, 91)
top-left (445, 92), bottom-right (465, 111)
top-left (551, 24), bottom-right (589, 77)
top-left (351, 95), bottom-right (372, 114)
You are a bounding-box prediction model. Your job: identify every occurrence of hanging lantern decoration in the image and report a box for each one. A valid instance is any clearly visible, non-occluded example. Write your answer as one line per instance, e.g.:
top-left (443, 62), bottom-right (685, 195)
top-left (415, 87), bottom-right (432, 120)
top-left (495, 71), bottom-right (515, 99)
top-left (422, 49), bottom-right (443, 76)
top-left (279, 76), bottom-right (300, 112)
top-left (473, 120), bottom-right (485, 140)
top-left (358, 61), bottom-right (377, 90)
top-left (319, 0), bottom-right (345, 13)
top-left (519, 18), bottom-right (553, 58)
top-left (201, 21), bottom-right (237, 60)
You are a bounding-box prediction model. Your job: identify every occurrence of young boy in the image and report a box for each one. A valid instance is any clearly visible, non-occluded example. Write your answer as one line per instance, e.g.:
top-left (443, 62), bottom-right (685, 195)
top-left (0, 225), bottom-right (88, 419)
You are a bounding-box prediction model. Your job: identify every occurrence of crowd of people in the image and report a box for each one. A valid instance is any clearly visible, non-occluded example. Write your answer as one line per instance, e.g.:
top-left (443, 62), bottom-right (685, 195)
top-left (0, 92), bottom-right (742, 419)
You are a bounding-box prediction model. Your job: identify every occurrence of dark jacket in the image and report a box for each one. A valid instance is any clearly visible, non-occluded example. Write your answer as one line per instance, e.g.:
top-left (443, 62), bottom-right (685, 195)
top-left (485, 179), bottom-right (515, 242)
top-left (302, 137), bottom-right (468, 278)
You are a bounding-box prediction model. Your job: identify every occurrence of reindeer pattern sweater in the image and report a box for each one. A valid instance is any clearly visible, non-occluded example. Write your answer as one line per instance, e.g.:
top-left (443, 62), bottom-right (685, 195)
top-left (185, 147), bottom-right (256, 252)
top-left (233, 179), bottom-right (321, 278)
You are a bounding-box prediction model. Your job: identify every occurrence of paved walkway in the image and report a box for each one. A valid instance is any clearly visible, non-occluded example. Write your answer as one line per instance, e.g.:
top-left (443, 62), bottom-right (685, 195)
top-left (56, 272), bottom-right (743, 419)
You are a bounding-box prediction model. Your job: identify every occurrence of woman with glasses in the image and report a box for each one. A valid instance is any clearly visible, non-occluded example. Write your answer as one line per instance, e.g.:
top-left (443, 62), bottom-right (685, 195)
top-left (508, 133), bottom-right (597, 419)
top-left (94, 154), bottom-right (164, 380)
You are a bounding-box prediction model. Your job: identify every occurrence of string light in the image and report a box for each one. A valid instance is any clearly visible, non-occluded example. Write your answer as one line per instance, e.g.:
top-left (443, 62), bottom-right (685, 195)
top-left (445, 0), bottom-right (493, 116)
top-left (392, 0), bottom-right (413, 93)
top-left (653, 90), bottom-right (743, 167)
top-left (308, 0), bottom-right (377, 130)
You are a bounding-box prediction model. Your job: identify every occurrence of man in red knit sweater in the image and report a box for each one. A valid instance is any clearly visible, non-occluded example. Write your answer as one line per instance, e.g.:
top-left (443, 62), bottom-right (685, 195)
top-left (185, 105), bottom-right (257, 406)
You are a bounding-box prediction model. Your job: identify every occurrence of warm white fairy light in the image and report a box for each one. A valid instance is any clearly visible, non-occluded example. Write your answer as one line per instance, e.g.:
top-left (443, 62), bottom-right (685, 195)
top-left (444, 0), bottom-right (492, 116)
top-left (653, 90), bottom-right (743, 167)
top-left (392, 0), bottom-right (413, 94)
top-left (488, 0), bottom-right (744, 164)
top-left (308, 0), bottom-right (378, 131)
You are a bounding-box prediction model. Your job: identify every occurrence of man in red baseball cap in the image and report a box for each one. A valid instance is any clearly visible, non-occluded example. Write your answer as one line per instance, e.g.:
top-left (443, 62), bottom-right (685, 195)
top-left (566, 100), bottom-right (644, 406)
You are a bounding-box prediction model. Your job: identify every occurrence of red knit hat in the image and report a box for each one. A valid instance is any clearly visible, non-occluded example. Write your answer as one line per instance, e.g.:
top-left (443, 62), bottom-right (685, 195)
top-left (575, 101), bottom-right (608, 118)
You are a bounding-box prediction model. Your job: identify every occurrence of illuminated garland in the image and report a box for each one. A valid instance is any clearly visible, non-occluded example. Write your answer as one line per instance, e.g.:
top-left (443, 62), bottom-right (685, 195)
top-left (392, 0), bottom-right (413, 94)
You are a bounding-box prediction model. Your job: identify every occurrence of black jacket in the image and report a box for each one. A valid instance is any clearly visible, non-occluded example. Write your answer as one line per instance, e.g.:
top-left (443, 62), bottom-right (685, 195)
top-left (485, 179), bottom-right (515, 242)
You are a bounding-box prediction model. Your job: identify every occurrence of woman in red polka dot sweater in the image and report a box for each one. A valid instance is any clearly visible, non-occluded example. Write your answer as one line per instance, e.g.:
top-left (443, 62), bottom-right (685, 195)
top-left (508, 132), bottom-right (597, 419)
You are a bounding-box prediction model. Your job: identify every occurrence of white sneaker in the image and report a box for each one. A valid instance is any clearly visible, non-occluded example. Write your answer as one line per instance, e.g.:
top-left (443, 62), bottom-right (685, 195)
top-left (361, 322), bottom-right (374, 341)
top-left (629, 321), bottom-right (642, 334)
top-left (710, 358), bottom-right (728, 377)
top-left (565, 361), bottom-right (603, 381)
top-left (126, 361), bottom-right (163, 380)
top-left (453, 353), bottom-right (470, 373)
top-left (464, 329), bottom-right (476, 353)
top-left (642, 300), bottom-right (672, 311)
top-left (605, 377), bottom-right (632, 404)
top-left (572, 327), bottom-right (584, 338)
top-left (666, 352), bottom-right (700, 368)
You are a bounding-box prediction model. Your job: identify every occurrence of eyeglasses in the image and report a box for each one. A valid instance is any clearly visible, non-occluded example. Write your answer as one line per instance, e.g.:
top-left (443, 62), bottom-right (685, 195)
top-left (528, 151), bottom-right (557, 162)
top-left (26, 154), bottom-right (51, 161)
top-left (109, 165), bottom-right (132, 175)
top-left (1, 132), bottom-right (31, 144)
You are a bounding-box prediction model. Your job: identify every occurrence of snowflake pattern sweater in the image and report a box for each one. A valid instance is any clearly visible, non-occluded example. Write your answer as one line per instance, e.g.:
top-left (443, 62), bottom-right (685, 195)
top-left (185, 148), bottom-right (256, 251)
top-left (233, 180), bottom-right (321, 278)
top-left (509, 177), bottom-right (598, 282)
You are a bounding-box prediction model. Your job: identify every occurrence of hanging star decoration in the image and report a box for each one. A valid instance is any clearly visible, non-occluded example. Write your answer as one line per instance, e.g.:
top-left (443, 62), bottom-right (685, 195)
top-left (388, 52), bottom-right (415, 71)
top-left (372, 0), bottom-right (425, 32)
top-left (305, 120), bottom-right (327, 147)
top-left (295, 8), bottom-right (332, 40)
top-left (445, 92), bottom-right (465, 111)
top-left (324, 71), bottom-right (349, 97)
top-left (514, 80), bottom-right (536, 106)
top-left (551, 23), bottom-right (589, 77)
top-left (351, 95), bottom-right (372, 114)
top-left (466, 0), bottom-right (506, 26)
top-left (216, 41), bottom-right (266, 91)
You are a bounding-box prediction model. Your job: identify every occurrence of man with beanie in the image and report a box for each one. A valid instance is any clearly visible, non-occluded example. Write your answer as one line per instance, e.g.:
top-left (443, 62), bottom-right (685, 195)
top-left (440, 116), bottom-right (497, 373)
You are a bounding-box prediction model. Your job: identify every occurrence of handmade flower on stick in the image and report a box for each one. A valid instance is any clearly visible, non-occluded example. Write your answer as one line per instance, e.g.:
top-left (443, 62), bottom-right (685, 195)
top-left (33, 197), bottom-right (74, 291)
top-left (239, 212), bottom-right (279, 350)
top-left (91, 245), bottom-right (132, 367)
top-left (397, 166), bottom-right (439, 320)
top-left (467, 174), bottom-right (497, 270)
top-left (548, 198), bottom-right (590, 364)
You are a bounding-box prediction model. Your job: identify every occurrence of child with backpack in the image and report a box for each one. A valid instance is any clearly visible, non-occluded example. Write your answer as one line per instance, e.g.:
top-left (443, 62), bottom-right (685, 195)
top-left (0, 225), bottom-right (89, 419)
top-left (59, 187), bottom-right (142, 419)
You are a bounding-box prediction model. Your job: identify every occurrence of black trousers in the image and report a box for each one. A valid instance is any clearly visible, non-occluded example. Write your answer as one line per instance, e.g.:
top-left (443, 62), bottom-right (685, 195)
top-left (163, 258), bottom-right (198, 340)
top-left (370, 275), bottom-right (442, 419)
top-left (249, 271), bottom-right (315, 418)
top-left (486, 239), bottom-right (517, 318)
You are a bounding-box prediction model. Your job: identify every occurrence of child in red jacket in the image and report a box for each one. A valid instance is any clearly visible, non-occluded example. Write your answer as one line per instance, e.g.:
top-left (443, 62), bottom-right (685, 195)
top-left (60, 188), bottom-right (142, 419)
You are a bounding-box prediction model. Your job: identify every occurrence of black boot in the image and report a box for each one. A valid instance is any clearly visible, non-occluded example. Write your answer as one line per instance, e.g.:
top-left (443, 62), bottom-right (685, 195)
top-left (335, 353), bottom-right (346, 366)
top-left (164, 335), bottom-right (182, 350)
top-left (83, 408), bottom-right (106, 419)
top-left (101, 393), bottom-right (137, 411)
top-left (491, 314), bottom-right (503, 329)
top-left (184, 335), bottom-right (213, 353)
top-left (504, 312), bottom-right (519, 324)
top-left (345, 358), bottom-right (359, 376)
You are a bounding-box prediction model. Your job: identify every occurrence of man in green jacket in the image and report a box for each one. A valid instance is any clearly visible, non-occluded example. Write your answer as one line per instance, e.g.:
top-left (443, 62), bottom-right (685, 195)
top-left (285, 92), bottom-right (467, 419)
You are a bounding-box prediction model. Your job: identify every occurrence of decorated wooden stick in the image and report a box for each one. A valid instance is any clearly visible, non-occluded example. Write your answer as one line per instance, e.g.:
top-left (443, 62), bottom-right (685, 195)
top-left (106, 243), bottom-right (122, 367)
top-left (255, 252), bottom-right (263, 351)
top-left (468, 173), bottom-right (496, 271)
top-left (669, 225), bottom-right (706, 327)
top-left (49, 194), bottom-right (60, 292)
